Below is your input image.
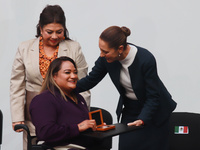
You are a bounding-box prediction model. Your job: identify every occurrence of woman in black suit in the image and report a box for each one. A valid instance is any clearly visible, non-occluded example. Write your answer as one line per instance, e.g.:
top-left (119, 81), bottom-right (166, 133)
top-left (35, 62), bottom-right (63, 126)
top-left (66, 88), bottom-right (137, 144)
top-left (77, 26), bottom-right (177, 150)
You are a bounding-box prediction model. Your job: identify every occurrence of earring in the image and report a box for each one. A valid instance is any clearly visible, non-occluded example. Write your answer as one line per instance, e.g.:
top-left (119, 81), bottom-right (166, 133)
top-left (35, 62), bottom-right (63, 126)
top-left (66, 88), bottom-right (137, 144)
top-left (63, 36), bottom-right (65, 40)
top-left (119, 53), bottom-right (121, 57)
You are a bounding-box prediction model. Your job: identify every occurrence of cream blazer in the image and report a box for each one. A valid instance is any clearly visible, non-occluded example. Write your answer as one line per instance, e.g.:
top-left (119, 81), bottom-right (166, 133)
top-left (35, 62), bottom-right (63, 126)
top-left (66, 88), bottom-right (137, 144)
top-left (10, 38), bottom-right (90, 123)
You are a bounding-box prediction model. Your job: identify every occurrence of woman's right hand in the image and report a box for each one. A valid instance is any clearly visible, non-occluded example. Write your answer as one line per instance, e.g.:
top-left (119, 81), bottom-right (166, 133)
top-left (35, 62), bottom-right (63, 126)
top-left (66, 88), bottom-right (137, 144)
top-left (78, 119), bottom-right (96, 132)
top-left (12, 121), bottom-right (25, 132)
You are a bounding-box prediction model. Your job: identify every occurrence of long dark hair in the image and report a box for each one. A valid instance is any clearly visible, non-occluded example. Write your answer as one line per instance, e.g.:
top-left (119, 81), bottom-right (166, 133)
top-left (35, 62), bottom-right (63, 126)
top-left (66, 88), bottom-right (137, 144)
top-left (36, 5), bottom-right (70, 40)
top-left (41, 56), bottom-right (77, 100)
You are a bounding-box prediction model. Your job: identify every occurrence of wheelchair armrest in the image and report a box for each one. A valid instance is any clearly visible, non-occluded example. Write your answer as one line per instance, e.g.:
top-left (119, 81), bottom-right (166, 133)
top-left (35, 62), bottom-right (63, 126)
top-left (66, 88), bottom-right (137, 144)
top-left (14, 124), bottom-right (30, 132)
top-left (14, 124), bottom-right (31, 137)
top-left (14, 124), bottom-right (32, 150)
top-left (14, 124), bottom-right (38, 140)
top-left (14, 124), bottom-right (55, 150)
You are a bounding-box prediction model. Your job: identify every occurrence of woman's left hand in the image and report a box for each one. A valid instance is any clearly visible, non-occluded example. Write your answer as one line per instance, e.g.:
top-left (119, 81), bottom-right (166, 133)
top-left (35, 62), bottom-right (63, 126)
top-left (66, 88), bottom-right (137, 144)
top-left (127, 119), bottom-right (144, 126)
top-left (78, 119), bottom-right (97, 132)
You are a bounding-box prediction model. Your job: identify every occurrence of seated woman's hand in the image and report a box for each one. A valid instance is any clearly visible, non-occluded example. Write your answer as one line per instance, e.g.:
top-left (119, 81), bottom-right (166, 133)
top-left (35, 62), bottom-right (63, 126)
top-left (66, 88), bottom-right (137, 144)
top-left (78, 119), bottom-right (96, 132)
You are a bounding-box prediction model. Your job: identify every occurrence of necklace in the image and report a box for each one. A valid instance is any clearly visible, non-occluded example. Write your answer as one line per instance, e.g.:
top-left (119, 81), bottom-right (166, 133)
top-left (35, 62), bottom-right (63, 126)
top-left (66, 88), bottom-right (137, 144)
top-left (39, 36), bottom-right (59, 79)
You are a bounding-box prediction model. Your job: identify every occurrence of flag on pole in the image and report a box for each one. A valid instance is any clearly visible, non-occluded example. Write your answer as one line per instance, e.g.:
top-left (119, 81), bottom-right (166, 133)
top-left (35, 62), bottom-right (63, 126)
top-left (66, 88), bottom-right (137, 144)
top-left (174, 126), bottom-right (189, 134)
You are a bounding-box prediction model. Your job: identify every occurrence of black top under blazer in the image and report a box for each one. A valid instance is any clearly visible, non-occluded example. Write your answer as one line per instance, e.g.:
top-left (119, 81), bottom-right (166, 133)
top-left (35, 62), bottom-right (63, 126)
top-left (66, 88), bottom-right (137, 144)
top-left (77, 44), bottom-right (177, 127)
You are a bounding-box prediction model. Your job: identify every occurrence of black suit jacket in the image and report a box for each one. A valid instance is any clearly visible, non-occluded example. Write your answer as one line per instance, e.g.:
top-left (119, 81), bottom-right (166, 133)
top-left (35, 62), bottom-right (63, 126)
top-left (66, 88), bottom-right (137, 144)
top-left (77, 44), bottom-right (177, 126)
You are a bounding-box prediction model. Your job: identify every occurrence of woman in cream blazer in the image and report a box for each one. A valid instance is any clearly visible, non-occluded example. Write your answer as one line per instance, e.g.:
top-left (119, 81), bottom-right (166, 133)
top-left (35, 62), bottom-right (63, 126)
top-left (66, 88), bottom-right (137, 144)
top-left (10, 37), bottom-right (90, 147)
top-left (10, 5), bottom-right (90, 150)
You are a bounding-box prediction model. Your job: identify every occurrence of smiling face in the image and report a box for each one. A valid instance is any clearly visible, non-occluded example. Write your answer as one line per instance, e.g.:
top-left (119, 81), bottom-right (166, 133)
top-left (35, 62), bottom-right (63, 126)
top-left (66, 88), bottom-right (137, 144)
top-left (99, 38), bottom-right (122, 63)
top-left (40, 23), bottom-right (64, 47)
top-left (53, 61), bottom-right (78, 94)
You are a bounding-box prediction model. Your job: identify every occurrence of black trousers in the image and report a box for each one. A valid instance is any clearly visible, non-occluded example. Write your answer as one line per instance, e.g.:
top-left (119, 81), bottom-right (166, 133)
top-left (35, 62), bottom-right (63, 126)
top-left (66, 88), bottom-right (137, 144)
top-left (119, 99), bottom-right (170, 150)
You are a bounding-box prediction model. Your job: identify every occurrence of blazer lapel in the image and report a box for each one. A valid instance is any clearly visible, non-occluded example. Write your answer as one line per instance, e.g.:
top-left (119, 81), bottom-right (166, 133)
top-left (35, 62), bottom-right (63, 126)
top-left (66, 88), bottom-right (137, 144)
top-left (30, 38), bottom-right (43, 83)
top-left (128, 59), bottom-right (137, 90)
top-left (128, 50), bottom-right (144, 102)
top-left (58, 40), bottom-right (68, 57)
top-left (108, 61), bottom-right (122, 92)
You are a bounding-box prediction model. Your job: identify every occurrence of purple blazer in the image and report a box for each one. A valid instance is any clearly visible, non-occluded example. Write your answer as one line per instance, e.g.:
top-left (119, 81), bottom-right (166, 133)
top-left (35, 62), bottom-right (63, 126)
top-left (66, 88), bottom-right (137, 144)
top-left (29, 89), bottom-right (90, 147)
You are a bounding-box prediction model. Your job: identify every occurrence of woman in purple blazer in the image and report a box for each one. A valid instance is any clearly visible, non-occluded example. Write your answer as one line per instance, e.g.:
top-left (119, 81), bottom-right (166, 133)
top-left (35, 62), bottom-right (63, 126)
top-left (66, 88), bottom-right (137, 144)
top-left (77, 26), bottom-right (177, 150)
top-left (30, 57), bottom-right (97, 149)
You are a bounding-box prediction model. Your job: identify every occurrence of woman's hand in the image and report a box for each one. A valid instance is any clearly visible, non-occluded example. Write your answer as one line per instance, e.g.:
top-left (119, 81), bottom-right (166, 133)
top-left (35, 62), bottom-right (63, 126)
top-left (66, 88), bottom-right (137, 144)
top-left (12, 121), bottom-right (25, 132)
top-left (78, 119), bottom-right (96, 132)
top-left (127, 119), bottom-right (144, 126)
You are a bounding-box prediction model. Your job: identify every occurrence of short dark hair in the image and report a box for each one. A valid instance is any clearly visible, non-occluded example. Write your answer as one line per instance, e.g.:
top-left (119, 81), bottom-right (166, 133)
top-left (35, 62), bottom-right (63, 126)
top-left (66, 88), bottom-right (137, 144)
top-left (99, 26), bottom-right (131, 50)
top-left (36, 5), bottom-right (70, 40)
